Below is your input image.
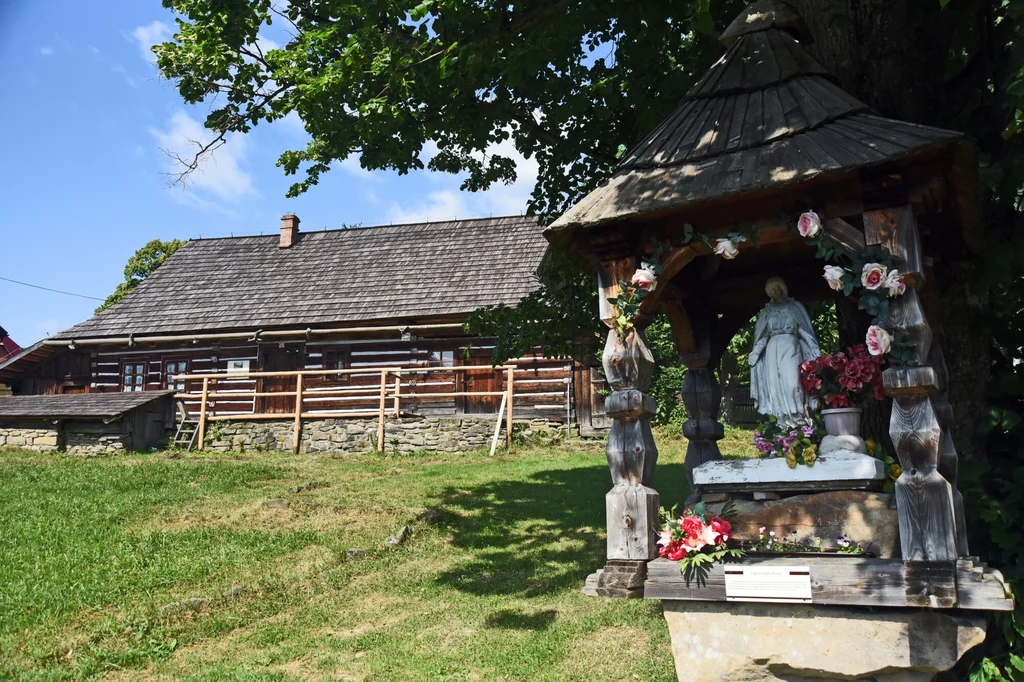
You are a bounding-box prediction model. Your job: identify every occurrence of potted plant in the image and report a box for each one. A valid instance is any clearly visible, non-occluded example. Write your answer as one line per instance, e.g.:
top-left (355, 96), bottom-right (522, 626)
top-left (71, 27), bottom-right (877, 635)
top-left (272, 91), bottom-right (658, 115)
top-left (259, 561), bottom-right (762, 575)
top-left (799, 344), bottom-right (885, 438)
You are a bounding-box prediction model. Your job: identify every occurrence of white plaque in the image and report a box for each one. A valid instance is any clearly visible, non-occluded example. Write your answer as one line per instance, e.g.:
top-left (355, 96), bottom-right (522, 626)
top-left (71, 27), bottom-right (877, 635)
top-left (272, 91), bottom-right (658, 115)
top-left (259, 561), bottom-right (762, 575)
top-left (724, 565), bottom-right (812, 603)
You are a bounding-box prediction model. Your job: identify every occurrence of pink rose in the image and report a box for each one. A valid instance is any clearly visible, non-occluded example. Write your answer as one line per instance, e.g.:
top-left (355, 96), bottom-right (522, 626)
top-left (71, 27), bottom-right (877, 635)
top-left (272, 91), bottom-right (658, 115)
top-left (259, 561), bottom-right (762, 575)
top-left (713, 238), bottom-right (739, 260)
top-left (631, 268), bottom-right (657, 292)
top-left (885, 269), bottom-right (906, 297)
top-left (866, 325), bottom-right (892, 356)
top-left (798, 211), bottom-right (822, 238)
top-left (861, 263), bottom-right (888, 290)
top-left (823, 265), bottom-right (845, 291)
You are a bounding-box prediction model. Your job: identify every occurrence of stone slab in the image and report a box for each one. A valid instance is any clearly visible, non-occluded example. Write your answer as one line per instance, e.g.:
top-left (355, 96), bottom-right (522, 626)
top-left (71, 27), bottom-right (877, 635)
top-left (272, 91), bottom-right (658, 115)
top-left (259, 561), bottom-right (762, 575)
top-left (727, 490), bottom-right (900, 558)
top-left (662, 600), bottom-right (985, 681)
top-left (693, 450), bottom-right (885, 494)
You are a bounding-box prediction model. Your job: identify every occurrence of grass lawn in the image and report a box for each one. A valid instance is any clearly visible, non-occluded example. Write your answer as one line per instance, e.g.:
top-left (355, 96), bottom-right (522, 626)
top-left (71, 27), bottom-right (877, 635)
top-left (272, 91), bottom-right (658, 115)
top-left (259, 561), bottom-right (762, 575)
top-left (0, 427), bottom-right (755, 682)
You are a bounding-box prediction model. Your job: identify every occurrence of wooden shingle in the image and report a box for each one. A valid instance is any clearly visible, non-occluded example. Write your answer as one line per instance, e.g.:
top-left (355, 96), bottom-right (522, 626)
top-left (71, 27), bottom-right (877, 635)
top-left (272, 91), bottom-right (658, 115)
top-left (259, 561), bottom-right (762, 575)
top-left (56, 216), bottom-right (545, 339)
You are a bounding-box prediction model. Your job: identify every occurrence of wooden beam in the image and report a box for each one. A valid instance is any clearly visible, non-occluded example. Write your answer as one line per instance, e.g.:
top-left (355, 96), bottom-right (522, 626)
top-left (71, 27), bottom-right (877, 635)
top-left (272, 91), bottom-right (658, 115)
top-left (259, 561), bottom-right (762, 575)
top-left (377, 370), bottom-right (388, 452)
top-left (643, 556), bottom-right (1013, 611)
top-left (292, 373), bottom-right (303, 454)
top-left (197, 376), bottom-right (209, 451)
top-left (506, 366), bottom-right (514, 447)
top-left (392, 371), bottom-right (401, 416)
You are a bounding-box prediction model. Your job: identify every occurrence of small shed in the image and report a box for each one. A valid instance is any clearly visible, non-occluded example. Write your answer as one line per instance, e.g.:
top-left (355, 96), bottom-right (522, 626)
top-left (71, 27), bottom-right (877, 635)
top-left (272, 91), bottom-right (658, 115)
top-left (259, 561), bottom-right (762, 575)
top-left (0, 391), bottom-right (174, 454)
top-left (546, 1), bottom-right (1011, 679)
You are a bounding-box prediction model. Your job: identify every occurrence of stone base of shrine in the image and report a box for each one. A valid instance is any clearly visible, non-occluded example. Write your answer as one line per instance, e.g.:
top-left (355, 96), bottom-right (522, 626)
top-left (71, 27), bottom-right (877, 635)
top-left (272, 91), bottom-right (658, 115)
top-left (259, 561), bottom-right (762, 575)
top-left (661, 600), bottom-right (985, 682)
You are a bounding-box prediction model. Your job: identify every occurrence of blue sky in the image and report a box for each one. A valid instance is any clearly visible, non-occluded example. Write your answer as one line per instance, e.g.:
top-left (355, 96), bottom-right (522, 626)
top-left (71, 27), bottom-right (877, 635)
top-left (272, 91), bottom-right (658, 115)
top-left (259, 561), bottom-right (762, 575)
top-left (0, 2), bottom-right (536, 347)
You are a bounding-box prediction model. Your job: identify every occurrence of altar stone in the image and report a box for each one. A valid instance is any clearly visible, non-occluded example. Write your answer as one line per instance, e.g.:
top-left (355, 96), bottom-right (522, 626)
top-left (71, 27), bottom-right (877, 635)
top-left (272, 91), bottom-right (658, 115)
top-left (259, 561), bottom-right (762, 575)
top-left (662, 601), bottom-right (985, 682)
top-left (693, 450), bottom-right (886, 494)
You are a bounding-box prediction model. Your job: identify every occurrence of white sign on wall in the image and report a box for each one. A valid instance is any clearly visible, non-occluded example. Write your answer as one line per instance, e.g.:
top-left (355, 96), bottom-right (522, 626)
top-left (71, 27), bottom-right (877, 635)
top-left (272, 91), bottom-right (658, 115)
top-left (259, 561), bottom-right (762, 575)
top-left (724, 565), bottom-right (813, 603)
top-left (227, 359), bottom-right (250, 374)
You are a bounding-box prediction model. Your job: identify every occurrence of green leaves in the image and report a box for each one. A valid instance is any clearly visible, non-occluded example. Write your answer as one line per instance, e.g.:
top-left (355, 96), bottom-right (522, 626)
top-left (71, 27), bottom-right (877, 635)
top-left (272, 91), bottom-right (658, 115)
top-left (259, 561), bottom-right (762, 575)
top-left (97, 239), bottom-right (184, 313)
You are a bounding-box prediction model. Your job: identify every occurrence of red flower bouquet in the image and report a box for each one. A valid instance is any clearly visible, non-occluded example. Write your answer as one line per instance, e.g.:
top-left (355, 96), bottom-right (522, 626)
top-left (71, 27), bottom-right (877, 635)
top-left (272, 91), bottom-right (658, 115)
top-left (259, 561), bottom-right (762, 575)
top-left (799, 344), bottom-right (885, 408)
top-left (658, 503), bottom-right (745, 581)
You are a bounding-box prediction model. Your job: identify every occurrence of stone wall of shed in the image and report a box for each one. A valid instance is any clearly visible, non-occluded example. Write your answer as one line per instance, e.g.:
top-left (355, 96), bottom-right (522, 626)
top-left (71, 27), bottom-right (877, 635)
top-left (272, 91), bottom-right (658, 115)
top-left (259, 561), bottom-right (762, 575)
top-left (64, 427), bottom-right (131, 456)
top-left (204, 416), bottom-right (565, 454)
top-left (0, 424), bottom-right (60, 452)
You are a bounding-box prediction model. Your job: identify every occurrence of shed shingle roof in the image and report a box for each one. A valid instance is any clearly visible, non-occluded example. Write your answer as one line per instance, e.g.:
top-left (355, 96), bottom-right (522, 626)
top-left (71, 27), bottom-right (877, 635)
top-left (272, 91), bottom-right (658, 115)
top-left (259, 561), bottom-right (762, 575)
top-left (56, 216), bottom-right (545, 340)
top-left (548, 1), bottom-right (966, 234)
top-left (0, 391), bottom-right (174, 420)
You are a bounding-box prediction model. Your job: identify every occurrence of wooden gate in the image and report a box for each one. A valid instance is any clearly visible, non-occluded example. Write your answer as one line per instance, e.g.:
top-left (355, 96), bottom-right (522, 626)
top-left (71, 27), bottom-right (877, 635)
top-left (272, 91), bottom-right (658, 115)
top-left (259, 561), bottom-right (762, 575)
top-left (258, 345), bottom-right (300, 414)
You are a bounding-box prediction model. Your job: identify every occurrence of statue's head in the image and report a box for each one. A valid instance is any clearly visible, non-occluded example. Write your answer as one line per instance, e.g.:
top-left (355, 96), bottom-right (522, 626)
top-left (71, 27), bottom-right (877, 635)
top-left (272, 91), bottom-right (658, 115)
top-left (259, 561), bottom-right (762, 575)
top-left (765, 276), bottom-right (789, 302)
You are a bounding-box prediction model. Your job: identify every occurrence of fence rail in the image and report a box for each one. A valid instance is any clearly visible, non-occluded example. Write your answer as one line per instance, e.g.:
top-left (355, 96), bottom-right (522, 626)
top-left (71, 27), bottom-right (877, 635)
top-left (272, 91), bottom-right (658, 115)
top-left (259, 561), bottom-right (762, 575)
top-left (172, 365), bottom-right (517, 453)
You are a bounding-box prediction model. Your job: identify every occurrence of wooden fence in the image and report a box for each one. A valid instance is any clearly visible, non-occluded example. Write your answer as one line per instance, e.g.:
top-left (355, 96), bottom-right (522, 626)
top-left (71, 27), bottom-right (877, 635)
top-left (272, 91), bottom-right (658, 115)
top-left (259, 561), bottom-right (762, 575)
top-left (172, 365), bottom-right (516, 453)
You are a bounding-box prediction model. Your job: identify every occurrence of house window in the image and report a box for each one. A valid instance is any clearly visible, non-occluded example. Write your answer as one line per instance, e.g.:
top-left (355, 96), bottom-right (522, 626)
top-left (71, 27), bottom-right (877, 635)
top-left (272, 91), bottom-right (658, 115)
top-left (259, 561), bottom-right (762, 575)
top-left (322, 349), bottom-right (350, 381)
top-left (429, 350), bottom-right (454, 367)
top-left (165, 360), bottom-right (188, 391)
top-left (121, 362), bottom-right (146, 392)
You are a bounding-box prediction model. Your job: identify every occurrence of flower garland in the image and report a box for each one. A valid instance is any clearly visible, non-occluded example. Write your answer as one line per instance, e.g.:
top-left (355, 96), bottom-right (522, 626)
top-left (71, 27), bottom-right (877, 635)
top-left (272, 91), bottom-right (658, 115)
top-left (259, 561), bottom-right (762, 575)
top-left (606, 244), bottom-right (665, 336)
top-left (796, 210), bottom-right (915, 365)
top-left (658, 502), bottom-right (745, 581)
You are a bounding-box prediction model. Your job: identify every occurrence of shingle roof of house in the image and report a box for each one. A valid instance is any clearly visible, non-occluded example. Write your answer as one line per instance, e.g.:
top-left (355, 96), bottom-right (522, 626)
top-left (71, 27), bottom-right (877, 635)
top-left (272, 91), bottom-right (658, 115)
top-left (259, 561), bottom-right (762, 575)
top-left (56, 216), bottom-right (545, 340)
top-left (0, 391), bottom-right (174, 420)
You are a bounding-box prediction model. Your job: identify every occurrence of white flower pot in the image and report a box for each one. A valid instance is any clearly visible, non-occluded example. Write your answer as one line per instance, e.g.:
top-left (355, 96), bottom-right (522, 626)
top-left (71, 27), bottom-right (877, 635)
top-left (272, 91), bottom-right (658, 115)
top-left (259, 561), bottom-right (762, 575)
top-left (821, 407), bottom-right (862, 438)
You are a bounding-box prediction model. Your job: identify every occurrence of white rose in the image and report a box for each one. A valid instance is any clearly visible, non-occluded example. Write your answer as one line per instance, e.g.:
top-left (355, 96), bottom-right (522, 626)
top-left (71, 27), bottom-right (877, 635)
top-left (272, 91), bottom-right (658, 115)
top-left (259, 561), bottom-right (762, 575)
top-left (822, 265), bottom-right (846, 291)
top-left (866, 325), bottom-right (892, 356)
top-left (798, 211), bottom-right (822, 238)
top-left (713, 238), bottom-right (739, 260)
top-left (861, 262), bottom-right (888, 290)
top-left (631, 268), bottom-right (657, 292)
top-left (885, 269), bottom-right (906, 297)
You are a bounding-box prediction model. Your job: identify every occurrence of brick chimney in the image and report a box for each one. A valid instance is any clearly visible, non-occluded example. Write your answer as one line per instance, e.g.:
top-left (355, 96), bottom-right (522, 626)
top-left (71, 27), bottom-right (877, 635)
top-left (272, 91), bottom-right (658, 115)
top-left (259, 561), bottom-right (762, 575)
top-left (279, 214), bottom-right (300, 248)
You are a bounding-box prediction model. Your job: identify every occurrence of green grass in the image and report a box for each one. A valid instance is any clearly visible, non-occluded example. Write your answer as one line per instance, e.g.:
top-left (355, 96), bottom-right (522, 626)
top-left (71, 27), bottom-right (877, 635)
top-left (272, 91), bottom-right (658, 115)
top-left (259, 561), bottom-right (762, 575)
top-left (0, 428), bottom-right (755, 681)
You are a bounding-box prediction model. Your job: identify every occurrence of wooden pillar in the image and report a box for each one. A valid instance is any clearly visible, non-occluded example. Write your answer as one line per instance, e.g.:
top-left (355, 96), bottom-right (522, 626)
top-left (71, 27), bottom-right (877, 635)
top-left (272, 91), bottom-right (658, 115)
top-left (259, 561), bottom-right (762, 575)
top-left (865, 206), bottom-right (962, 581)
top-left (292, 374), bottom-right (303, 454)
top-left (583, 258), bottom-right (659, 599)
top-left (665, 299), bottom-right (724, 505)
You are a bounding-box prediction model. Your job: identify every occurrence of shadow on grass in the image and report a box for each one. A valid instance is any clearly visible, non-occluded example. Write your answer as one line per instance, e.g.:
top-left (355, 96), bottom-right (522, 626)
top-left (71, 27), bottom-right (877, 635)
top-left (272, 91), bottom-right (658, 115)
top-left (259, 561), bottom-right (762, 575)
top-left (483, 608), bottom-right (558, 630)
top-left (433, 462), bottom-right (689, 598)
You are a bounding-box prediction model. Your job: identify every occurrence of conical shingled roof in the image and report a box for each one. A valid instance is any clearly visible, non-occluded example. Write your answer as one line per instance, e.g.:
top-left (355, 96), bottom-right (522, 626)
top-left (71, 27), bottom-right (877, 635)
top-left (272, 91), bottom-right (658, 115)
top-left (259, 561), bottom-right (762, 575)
top-left (548, 1), bottom-right (965, 233)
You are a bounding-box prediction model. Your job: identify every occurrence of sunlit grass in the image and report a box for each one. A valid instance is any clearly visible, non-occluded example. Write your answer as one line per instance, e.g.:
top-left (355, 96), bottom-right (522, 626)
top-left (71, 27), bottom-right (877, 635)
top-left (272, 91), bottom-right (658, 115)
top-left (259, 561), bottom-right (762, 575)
top-left (0, 429), bottom-right (753, 681)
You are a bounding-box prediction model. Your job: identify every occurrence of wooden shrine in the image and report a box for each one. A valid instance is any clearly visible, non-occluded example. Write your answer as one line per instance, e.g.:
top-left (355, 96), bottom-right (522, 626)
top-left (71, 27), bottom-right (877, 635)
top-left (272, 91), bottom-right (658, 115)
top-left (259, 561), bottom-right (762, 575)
top-left (545, 0), bottom-right (1013, 619)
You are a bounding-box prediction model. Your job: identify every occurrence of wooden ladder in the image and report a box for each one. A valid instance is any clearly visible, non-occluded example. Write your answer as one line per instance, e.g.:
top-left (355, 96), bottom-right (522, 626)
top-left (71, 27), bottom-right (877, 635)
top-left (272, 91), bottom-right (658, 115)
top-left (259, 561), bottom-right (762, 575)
top-left (172, 401), bottom-right (200, 451)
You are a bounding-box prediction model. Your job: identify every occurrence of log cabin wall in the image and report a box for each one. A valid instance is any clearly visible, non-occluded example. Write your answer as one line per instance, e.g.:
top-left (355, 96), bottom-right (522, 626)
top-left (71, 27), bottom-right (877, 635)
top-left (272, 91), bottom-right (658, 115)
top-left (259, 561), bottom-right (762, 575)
top-left (12, 336), bottom-right (577, 423)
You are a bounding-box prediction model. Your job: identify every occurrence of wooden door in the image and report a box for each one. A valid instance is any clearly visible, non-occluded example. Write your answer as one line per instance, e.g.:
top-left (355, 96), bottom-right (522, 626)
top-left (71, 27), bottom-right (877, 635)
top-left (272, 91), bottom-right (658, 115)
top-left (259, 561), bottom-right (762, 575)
top-left (460, 353), bottom-right (502, 414)
top-left (259, 345), bottom-right (301, 414)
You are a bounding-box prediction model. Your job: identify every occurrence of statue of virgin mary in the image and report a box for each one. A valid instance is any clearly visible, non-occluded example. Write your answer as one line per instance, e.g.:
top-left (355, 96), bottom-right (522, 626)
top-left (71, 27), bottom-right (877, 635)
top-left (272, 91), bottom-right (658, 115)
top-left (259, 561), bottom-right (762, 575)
top-left (748, 277), bottom-right (821, 428)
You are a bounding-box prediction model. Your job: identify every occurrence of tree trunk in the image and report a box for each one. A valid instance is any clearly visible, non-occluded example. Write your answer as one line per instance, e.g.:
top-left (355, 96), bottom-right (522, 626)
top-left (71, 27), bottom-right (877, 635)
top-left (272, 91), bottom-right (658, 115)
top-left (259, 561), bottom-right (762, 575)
top-left (794, 0), bottom-right (990, 458)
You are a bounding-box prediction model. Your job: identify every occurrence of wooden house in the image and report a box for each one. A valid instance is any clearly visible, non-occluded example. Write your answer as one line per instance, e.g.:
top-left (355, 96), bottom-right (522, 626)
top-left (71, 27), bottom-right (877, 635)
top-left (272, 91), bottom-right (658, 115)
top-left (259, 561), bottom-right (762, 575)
top-left (0, 215), bottom-right (605, 452)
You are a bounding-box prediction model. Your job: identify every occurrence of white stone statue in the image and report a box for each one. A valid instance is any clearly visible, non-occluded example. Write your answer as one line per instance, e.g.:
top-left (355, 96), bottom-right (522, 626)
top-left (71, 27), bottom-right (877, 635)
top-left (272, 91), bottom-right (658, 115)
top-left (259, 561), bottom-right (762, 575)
top-left (748, 277), bottom-right (820, 428)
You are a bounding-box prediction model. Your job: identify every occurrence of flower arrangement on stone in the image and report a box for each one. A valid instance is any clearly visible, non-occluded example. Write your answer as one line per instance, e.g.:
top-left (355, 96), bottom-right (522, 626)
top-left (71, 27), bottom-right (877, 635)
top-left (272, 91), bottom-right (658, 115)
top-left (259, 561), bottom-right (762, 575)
top-left (799, 344), bottom-right (886, 409)
top-left (753, 416), bottom-right (824, 468)
top-left (658, 502), bottom-right (745, 581)
top-left (751, 526), bottom-right (864, 554)
top-left (606, 259), bottom-right (662, 337)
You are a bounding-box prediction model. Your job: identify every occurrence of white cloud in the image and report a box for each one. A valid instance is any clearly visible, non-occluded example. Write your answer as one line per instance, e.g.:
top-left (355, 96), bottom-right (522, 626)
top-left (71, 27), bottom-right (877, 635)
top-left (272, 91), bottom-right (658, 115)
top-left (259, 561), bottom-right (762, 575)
top-left (132, 20), bottom-right (172, 63)
top-left (39, 46), bottom-right (54, 57)
top-left (385, 135), bottom-right (538, 222)
top-left (277, 110), bottom-right (307, 138)
top-left (149, 111), bottom-right (255, 205)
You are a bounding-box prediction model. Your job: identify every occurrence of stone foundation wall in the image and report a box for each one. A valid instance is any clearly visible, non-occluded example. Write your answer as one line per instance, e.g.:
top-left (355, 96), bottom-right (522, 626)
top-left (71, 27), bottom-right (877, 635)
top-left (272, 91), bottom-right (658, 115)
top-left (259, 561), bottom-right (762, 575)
top-left (64, 431), bottom-right (131, 456)
top-left (0, 422), bottom-right (131, 456)
top-left (204, 416), bottom-right (565, 454)
top-left (0, 426), bottom-right (60, 453)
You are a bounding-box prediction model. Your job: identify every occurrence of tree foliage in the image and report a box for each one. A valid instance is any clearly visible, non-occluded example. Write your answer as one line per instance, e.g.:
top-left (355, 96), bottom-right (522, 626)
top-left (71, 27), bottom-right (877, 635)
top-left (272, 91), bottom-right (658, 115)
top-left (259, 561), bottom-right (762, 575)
top-left (96, 239), bottom-right (185, 313)
top-left (154, 0), bottom-right (740, 215)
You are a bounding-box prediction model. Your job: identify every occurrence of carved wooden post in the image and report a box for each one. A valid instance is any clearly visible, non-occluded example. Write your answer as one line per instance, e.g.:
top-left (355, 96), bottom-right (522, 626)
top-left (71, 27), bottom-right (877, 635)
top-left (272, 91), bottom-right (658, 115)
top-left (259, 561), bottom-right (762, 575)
top-left (865, 206), bottom-right (962, 605)
top-left (665, 299), bottom-right (724, 505)
top-left (583, 259), bottom-right (660, 599)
